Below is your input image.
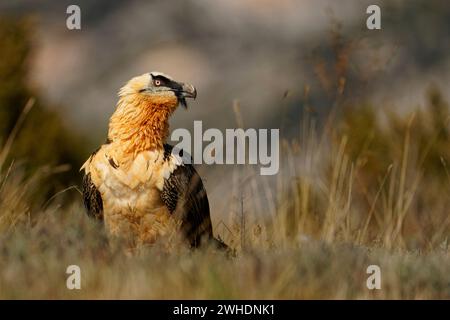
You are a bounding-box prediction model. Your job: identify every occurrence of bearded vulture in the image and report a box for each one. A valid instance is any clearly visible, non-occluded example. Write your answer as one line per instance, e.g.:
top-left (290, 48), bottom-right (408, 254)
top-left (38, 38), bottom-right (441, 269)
top-left (81, 72), bottom-right (225, 249)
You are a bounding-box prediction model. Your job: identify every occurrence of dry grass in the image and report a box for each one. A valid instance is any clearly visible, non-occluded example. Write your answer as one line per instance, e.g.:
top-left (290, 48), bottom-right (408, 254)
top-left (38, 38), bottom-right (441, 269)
top-left (0, 203), bottom-right (448, 299)
top-left (0, 92), bottom-right (449, 300)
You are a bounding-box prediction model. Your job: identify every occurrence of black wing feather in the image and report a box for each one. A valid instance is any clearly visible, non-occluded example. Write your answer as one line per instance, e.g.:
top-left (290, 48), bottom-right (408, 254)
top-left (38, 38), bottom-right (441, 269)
top-left (81, 141), bottom-right (110, 220)
top-left (82, 172), bottom-right (103, 220)
top-left (161, 144), bottom-right (213, 247)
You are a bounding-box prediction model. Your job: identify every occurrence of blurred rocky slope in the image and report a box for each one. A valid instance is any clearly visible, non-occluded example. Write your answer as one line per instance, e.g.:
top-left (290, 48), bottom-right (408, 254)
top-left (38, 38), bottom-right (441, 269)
top-left (1, 0), bottom-right (449, 145)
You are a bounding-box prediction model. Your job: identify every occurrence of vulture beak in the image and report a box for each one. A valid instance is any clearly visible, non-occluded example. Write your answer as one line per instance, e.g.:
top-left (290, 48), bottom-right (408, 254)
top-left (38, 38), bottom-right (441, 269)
top-left (181, 83), bottom-right (197, 99)
top-left (178, 82), bottom-right (197, 109)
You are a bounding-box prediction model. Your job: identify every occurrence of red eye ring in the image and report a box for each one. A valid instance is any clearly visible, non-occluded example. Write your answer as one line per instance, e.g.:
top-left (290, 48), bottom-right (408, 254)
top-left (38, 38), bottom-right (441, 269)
top-left (154, 79), bottom-right (161, 86)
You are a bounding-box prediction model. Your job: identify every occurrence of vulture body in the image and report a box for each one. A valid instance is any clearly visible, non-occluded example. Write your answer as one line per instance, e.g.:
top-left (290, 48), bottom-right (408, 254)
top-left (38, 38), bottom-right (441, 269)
top-left (81, 72), bottom-right (222, 248)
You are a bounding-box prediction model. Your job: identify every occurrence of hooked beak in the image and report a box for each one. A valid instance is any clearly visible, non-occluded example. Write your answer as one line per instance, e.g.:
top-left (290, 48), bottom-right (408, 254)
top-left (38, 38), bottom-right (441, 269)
top-left (181, 83), bottom-right (197, 99)
top-left (177, 82), bottom-right (197, 109)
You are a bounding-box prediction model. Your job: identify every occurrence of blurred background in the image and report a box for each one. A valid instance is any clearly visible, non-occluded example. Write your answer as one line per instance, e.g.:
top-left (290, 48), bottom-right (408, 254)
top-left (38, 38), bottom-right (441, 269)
top-left (0, 0), bottom-right (449, 248)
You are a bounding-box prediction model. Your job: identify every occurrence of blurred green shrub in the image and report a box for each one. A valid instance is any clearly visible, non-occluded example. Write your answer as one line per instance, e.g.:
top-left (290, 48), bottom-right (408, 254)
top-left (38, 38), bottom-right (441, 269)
top-left (340, 88), bottom-right (450, 185)
top-left (0, 17), bottom-right (87, 199)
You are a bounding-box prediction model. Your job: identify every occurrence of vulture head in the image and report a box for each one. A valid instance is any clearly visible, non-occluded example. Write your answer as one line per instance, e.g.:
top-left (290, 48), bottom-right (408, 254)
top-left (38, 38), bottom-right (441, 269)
top-left (118, 72), bottom-right (197, 110)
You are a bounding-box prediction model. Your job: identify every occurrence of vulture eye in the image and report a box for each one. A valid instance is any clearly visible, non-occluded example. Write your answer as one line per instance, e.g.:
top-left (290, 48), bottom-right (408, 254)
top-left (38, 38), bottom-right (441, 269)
top-left (154, 79), bottom-right (162, 86)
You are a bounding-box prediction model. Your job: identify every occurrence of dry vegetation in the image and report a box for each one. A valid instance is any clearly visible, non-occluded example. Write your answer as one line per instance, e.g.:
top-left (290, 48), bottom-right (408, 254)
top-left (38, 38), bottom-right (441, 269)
top-left (0, 90), bottom-right (449, 299)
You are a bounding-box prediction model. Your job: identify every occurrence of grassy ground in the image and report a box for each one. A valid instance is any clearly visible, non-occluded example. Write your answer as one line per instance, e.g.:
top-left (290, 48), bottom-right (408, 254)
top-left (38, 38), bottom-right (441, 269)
top-left (0, 203), bottom-right (448, 299)
top-left (0, 91), bottom-right (449, 299)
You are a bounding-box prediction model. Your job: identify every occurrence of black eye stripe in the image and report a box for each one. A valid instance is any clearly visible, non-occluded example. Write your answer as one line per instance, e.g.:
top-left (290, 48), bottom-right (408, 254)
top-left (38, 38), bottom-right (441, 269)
top-left (151, 75), bottom-right (182, 91)
top-left (153, 75), bottom-right (169, 87)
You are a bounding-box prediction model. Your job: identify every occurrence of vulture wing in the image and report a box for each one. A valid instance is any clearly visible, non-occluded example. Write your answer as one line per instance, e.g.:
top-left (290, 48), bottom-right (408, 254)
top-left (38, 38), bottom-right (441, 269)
top-left (81, 145), bottom-right (104, 220)
top-left (82, 172), bottom-right (104, 220)
top-left (161, 144), bottom-right (213, 247)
